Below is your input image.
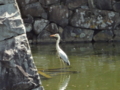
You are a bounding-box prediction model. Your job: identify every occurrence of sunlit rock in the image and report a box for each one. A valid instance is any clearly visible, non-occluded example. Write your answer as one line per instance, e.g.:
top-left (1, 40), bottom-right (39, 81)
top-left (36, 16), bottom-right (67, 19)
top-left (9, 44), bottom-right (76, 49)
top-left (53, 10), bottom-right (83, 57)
top-left (25, 23), bottom-right (32, 32)
top-left (0, 3), bottom-right (25, 41)
top-left (33, 19), bottom-right (49, 34)
top-left (70, 8), bottom-right (119, 30)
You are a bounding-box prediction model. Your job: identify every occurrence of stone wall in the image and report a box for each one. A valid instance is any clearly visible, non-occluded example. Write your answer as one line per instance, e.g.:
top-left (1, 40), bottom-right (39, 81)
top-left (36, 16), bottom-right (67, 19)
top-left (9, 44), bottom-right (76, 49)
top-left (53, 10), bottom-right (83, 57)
top-left (16, 0), bottom-right (120, 43)
top-left (0, 0), bottom-right (43, 90)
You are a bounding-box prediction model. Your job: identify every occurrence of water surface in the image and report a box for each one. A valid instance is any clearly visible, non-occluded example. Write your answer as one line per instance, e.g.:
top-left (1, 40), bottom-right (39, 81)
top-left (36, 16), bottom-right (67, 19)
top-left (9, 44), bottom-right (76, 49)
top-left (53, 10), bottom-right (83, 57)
top-left (31, 42), bottom-right (120, 90)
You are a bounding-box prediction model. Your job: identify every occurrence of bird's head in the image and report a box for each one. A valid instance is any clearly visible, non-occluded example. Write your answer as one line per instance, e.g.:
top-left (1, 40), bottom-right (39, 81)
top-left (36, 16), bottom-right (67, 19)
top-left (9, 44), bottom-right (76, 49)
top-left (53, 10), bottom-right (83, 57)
top-left (50, 34), bottom-right (60, 38)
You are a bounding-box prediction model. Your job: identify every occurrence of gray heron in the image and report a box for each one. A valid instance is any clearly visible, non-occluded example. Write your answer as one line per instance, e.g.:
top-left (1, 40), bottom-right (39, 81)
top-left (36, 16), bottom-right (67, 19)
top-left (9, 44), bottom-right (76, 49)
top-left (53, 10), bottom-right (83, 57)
top-left (50, 34), bottom-right (70, 66)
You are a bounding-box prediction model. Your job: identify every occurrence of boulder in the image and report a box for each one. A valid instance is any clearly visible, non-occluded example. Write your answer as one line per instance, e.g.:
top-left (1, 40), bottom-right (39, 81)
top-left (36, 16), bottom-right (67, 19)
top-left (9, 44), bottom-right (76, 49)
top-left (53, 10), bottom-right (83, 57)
top-left (0, 34), bottom-right (43, 90)
top-left (45, 23), bottom-right (59, 33)
top-left (0, 3), bottom-right (25, 41)
top-left (70, 8), bottom-right (119, 30)
top-left (93, 30), bottom-right (114, 41)
top-left (18, 2), bottom-right (47, 18)
top-left (49, 5), bottom-right (69, 27)
top-left (39, 0), bottom-right (60, 6)
top-left (33, 19), bottom-right (49, 34)
top-left (25, 23), bottom-right (32, 32)
top-left (62, 0), bottom-right (88, 9)
top-left (63, 26), bottom-right (94, 42)
top-left (113, 2), bottom-right (120, 12)
top-left (88, 0), bottom-right (113, 10)
top-left (0, 0), bottom-right (15, 4)
top-left (113, 30), bottom-right (120, 41)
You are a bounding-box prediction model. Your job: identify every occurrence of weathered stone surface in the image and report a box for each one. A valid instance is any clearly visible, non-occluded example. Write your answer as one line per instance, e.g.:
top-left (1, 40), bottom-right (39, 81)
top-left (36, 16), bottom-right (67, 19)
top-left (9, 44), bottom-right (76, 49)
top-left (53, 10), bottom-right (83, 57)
top-left (33, 19), bottom-right (49, 34)
top-left (25, 23), bottom-right (32, 32)
top-left (45, 23), bottom-right (59, 33)
top-left (37, 30), bottom-right (53, 43)
top-left (63, 26), bottom-right (94, 42)
top-left (49, 5), bottom-right (69, 27)
top-left (18, 2), bottom-right (47, 18)
top-left (0, 4), bottom-right (25, 41)
top-left (0, 0), bottom-right (15, 4)
top-left (0, 34), bottom-right (42, 90)
top-left (113, 2), bottom-right (120, 12)
top-left (88, 0), bottom-right (113, 10)
top-left (62, 0), bottom-right (88, 9)
top-left (113, 30), bottom-right (120, 41)
top-left (93, 30), bottom-right (114, 41)
top-left (70, 8), bottom-right (119, 30)
top-left (39, 0), bottom-right (60, 6)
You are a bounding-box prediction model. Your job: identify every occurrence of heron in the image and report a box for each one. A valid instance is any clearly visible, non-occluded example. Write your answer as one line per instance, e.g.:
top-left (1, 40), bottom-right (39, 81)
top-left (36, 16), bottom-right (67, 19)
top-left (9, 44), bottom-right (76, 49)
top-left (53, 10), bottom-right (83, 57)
top-left (50, 34), bottom-right (70, 66)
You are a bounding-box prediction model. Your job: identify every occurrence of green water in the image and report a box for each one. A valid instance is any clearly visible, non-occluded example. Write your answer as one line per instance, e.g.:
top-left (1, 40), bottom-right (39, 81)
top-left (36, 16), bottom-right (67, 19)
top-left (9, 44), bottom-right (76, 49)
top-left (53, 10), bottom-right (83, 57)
top-left (31, 42), bottom-right (120, 90)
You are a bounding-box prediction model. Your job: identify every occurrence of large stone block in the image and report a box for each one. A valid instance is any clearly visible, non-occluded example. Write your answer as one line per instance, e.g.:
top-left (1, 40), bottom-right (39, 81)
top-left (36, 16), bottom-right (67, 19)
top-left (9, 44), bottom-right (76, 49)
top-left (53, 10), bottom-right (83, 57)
top-left (63, 26), bottom-right (94, 42)
top-left (49, 5), bottom-right (69, 27)
top-left (0, 34), bottom-right (42, 90)
top-left (0, 3), bottom-right (25, 41)
top-left (63, 0), bottom-right (88, 9)
top-left (113, 2), bottom-right (120, 12)
top-left (88, 0), bottom-right (113, 10)
top-left (33, 19), bottom-right (49, 34)
top-left (39, 0), bottom-right (60, 6)
top-left (70, 8), bottom-right (119, 30)
top-left (93, 30), bottom-right (114, 41)
top-left (0, 0), bottom-right (15, 4)
top-left (19, 2), bottom-right (47, 18)
top-left (113, 30), bottom-right (120, 41)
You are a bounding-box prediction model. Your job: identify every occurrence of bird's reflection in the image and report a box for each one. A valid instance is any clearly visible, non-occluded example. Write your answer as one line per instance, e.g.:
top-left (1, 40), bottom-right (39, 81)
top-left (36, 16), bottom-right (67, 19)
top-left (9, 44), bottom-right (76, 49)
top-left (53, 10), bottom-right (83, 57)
top-left (58, 75), bottom-right (70, 90)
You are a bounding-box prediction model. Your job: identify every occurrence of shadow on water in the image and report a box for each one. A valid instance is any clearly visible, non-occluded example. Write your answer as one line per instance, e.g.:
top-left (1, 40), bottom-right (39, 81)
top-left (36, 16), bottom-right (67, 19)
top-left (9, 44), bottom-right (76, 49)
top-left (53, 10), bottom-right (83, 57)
top-left (31, 42), bottom-right (120, 90)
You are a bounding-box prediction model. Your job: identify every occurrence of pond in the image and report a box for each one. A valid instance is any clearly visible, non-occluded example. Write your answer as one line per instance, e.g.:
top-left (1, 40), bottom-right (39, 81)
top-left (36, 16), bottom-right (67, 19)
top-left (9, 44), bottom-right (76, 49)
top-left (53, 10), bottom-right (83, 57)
top-left (31, 42), bottom-right (120, 90)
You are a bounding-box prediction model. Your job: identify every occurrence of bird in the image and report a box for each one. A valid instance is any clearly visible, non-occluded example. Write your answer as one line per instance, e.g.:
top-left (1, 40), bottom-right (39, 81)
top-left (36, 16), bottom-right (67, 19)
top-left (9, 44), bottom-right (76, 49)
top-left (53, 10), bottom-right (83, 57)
top-left (50, 34), bottom-right (70, 66)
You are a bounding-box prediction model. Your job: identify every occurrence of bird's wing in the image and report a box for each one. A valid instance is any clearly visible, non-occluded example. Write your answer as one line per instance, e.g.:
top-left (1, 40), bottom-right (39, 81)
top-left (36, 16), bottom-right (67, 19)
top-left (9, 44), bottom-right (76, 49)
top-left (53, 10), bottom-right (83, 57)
top-left (58, 50), bottom-right (70, 65)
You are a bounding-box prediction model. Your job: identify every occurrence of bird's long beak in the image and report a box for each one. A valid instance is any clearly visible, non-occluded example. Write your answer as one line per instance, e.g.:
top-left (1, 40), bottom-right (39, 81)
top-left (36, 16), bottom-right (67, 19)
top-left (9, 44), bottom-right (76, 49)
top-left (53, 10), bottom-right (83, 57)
top-left (50, 34), bottom-right (55, 37)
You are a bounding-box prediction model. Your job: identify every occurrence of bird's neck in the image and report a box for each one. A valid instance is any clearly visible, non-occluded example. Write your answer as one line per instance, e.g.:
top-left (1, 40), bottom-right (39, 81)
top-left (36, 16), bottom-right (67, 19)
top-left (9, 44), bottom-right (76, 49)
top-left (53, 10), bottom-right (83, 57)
top-left (56, 36), bottom-right (61, 50)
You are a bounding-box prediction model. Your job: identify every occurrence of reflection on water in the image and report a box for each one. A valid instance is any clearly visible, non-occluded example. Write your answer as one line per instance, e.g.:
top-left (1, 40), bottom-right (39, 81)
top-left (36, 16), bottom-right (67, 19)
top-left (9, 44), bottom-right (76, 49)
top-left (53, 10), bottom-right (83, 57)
top-left (31, 42), bottom-right (120, 90)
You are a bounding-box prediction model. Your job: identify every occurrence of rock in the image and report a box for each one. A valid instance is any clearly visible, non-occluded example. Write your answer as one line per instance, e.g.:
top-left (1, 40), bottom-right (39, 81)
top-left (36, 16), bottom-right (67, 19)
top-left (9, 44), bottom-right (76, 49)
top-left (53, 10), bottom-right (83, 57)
top-left (45, 23), bottom-right (59, 33)
top-left (25, 23), bottom-right (32, 32)
top-left (62, 0), bottom-right (88, 9)
top-left (33, 19), bottom-right (49, 34)
top-left (70, 8), bottom-right (119, 30)
top-left (37, 30), bottom-right (53, 43)
top-left (93, 30), bottom-right (114, 41)
top-left (0, 0), bottom-right (15, 4)
top-left (16, 0), bottom-right (38, 8)
top-left (113, 2), bottom-right (120, 12)
top-left (18, 2), bottom-right (47, 18)
top-left (49, 5), bottom-right (69, 27)
top-left (39, 0), bottom-right (60, 6)
top-left (113, 30), bottom-right (120, 41)
top-left (63, 26), bottom-right (94, 42)
top-left (0, 34), bottom-right (42, 90)
top-left (88, 0), bottom-right (113, 10)
top-left (0, 3), bottom-right (25, 41)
